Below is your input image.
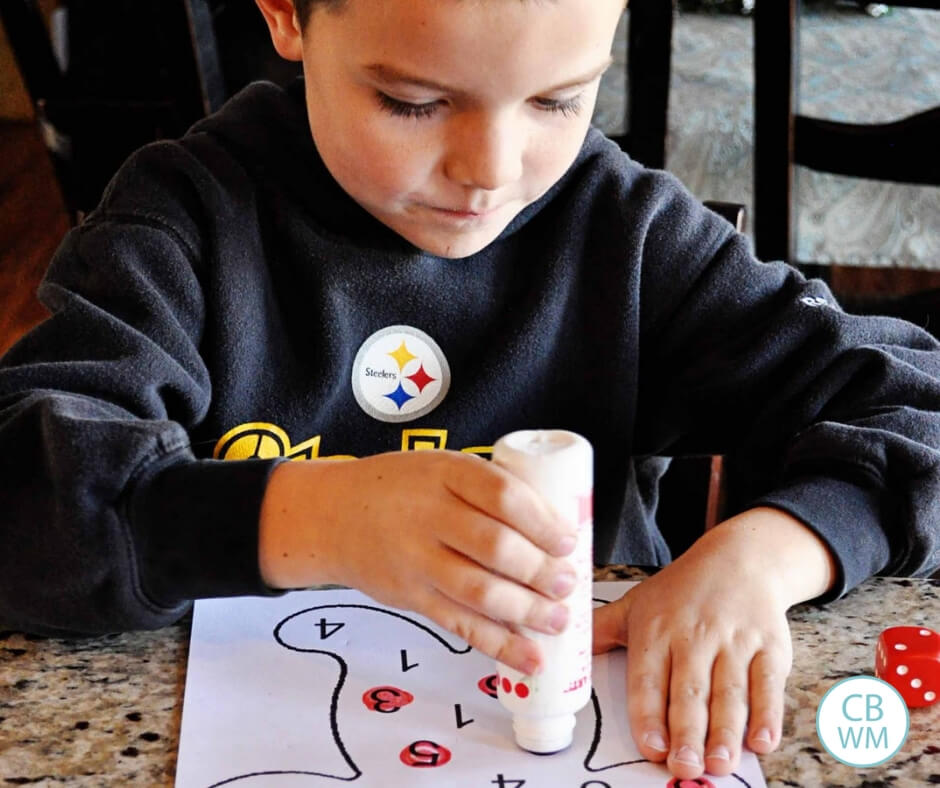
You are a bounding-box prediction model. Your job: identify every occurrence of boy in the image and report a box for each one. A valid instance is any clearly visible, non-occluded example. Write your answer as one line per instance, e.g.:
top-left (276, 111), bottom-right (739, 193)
top-left (0, 0), bottom-right (937, 781)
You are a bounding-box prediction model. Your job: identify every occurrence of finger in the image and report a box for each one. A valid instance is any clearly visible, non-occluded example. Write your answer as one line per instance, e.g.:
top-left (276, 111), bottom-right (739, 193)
top-left (432, 547), bottom-right (572, 636)
top-left (665, 643), bottom-right (713, 779)
top-left (626, 631), bottom-right (672, 763)
top-left (439, 511), bottom-right (577, 601)
top-left (703, 649), bottom-right (749, 776)
top-left (592, 595), bottom-right (631, 653)
top-left (443, 458), bottom-right (576, 556)
top-left (420, 587), bottom-right (543, 675)
top-left (746, 647), bottom-right (790, 753)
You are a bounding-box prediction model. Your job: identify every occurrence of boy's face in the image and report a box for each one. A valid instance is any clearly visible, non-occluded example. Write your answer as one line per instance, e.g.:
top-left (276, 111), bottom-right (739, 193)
top-left (286, 0), bottom-right (624, 259)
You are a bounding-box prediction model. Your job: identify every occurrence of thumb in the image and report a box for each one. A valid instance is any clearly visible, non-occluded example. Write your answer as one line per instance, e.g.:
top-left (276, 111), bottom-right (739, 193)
top-left (592, 594), bottom-right (631, 654)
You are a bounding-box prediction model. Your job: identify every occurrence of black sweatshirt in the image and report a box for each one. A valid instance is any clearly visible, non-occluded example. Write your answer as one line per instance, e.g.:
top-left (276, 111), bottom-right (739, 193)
top-left (2, 80), bottom-right (939, 636)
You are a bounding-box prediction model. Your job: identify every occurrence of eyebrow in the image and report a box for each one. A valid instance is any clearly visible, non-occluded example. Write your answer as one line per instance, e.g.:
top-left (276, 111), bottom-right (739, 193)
top-left (363, 57), bottom-right (614, 95)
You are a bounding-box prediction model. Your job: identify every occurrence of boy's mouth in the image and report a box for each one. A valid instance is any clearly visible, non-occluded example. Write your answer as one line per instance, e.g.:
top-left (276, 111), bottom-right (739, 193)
top-left (429, 204), bottom-right (500, 220)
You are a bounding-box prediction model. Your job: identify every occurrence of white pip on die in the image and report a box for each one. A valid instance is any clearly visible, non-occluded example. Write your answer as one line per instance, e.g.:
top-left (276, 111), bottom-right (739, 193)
top-left (874, 626), bottom-right (940, 708)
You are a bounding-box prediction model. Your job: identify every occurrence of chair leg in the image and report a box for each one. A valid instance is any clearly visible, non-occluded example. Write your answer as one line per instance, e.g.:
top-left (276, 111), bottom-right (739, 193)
top-left (753, 0), bottom-right (799, 264)
top-left (625, 0), bottom-right (673, 169)
top-left (0, 0), bottom-right (64, 102)
top-left (704, 455), bottom-right (726, 530)
top-left (183, 0), bottom-right (227, 114)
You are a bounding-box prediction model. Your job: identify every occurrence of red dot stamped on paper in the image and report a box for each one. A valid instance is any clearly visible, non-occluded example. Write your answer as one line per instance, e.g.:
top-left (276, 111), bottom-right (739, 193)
top-left (478, 674), bottom-right (499, 698)
top-left (362, 686), bottom-right (414, 713)
top-left (399, 740), bottom-right (452, 768)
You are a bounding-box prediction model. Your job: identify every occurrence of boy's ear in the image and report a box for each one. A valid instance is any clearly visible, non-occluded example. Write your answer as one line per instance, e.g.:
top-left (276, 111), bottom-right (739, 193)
top-left (255, 0), bottom-right (304, 62)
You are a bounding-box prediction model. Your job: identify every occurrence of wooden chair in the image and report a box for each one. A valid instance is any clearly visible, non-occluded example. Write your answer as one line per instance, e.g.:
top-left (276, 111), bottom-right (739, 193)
top-left (0, 0), bottom-right (225, 220)
top-left (607, 0), bottom-right (675, 169)
top-left (752, 0), bottom-right (940, 266)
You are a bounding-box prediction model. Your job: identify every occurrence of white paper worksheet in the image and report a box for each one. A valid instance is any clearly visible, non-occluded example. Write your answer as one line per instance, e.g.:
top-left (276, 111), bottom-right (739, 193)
top-left (175, 581), bottom-right (767, 788)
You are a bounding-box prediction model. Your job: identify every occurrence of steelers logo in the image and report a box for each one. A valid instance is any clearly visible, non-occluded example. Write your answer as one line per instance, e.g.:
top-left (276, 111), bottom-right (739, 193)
top-left (351, 325), bottom-right (451, 423)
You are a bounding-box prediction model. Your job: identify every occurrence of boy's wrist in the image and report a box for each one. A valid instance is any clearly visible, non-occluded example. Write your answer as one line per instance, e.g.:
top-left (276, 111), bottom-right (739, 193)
top-left (703, 506), bottom-right (838, 608)
top-left (258, 459), bottom-right (342, 590)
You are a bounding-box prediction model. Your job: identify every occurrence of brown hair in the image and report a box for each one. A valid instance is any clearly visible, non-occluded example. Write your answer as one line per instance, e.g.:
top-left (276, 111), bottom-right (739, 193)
top-left (292, 0), bottom-right (345, 28)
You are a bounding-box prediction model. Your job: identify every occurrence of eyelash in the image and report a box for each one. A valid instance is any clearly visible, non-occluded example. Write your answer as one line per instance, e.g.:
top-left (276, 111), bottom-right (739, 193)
top-left (376, 92), bottom-right (441, 119)
top-left (533, 95), bottom-right (584, 118)
top-left (375, 92), bottom-right (585, 120)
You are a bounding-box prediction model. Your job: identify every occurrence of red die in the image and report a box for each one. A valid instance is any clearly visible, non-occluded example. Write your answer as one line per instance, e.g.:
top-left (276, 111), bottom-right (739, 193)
top-left (874, 626), bottom-right (939, 708)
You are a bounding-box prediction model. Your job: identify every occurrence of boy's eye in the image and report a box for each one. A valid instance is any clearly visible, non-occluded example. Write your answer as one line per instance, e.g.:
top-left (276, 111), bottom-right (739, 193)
top-left (532, 95), bottom-right (584, 118)
top-left (376, 92), bottom-right (441, 119)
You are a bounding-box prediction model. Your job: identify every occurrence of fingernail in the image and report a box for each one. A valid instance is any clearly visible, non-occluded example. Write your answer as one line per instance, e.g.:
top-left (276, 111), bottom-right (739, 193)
top-left (707, 745), bottom-right (731, 762)
top-left (552, 571), bottom-right (577, 597)
top-left (548, 604), bottom-right (569, 633)
top-left (753, 727), bottom-right (773, 745)
top-left (643, 731), bottom-right (668, 752)
top-left (521, 658), bottom-right (541, 676)
top-left (674, 745), bottom-right (701, 766)
top-left (555, 535), bottom-right (577, 555)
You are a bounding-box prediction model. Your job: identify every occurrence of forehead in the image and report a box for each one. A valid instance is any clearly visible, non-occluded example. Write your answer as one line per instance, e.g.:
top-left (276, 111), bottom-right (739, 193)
top-left (303, 0), bottom-right (626, 20)
top-left (306, 0), bottom-right (621, 35)
top-left (304, 0), bottom-right (624, 89)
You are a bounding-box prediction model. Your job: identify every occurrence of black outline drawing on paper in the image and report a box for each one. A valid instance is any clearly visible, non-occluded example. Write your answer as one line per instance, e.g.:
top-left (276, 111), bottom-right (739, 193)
top-left (203, 598), bottom-right (753, 788)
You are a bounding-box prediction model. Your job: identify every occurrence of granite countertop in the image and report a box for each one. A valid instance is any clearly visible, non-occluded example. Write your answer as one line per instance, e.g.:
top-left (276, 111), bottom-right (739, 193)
top-left (1, 571), bottom-right (938, 787)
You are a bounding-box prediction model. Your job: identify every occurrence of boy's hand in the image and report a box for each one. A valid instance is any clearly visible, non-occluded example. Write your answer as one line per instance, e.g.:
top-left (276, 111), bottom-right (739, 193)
top-left (593, 507), bottom-right (837, 780)
top-left (259, 451), bottom-right (578, 676)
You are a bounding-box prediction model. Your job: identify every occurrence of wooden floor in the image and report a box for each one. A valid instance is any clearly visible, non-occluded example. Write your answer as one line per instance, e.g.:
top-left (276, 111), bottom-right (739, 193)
top-left (0, 120), bottom-right (70, 357)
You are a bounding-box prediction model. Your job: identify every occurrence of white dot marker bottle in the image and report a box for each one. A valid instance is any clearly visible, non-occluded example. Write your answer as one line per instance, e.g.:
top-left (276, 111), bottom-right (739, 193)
top-left (491, 429), bottom-right (593, 754)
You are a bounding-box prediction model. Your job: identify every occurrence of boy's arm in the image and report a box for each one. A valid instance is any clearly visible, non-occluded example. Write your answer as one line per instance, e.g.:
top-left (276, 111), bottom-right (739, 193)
top-left (0, 204), bottom-right (578, 656)
top-left (258, 451), bottom-right (580, 675)
top-left (0, 197), bottom-right (274, 635)
top-left (594, 505), bottom-right (837, 780)
top-left (630, 170), bottom-right (940, 591)
top-left (603, 167), bottom-right (940, 779)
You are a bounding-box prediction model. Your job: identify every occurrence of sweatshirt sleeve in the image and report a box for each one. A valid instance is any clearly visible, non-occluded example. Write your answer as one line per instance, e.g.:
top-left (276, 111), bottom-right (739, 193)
top-left (629, 170), bottom-right (940, 599)
top-left (0, 167), bottom-right (282, 636)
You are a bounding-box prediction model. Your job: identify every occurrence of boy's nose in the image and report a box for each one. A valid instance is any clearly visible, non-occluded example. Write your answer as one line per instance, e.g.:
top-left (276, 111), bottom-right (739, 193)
top-left (444, 113), bottom-right (524, 191)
